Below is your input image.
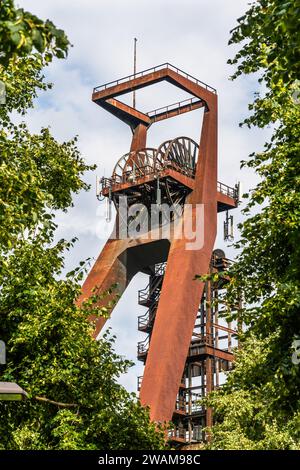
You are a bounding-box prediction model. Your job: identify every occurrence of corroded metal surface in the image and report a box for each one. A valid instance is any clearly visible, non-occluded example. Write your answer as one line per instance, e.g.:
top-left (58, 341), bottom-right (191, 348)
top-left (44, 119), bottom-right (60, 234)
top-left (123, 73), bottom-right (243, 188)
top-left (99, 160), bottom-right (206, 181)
top-left (79, 64), bottom-right (237, 430)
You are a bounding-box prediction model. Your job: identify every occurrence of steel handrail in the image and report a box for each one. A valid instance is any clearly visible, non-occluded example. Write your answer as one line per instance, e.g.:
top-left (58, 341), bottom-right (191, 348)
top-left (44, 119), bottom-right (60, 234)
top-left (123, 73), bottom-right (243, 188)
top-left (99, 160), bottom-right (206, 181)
top-left (138, 275), bottom-right (163, 303)
top-left (138, 308), bottom-right (156, 329)
top-left (93, 62), bottom-right (216, 94)
top-left (147, 96), bottom-right (202, 117)
top-left (137, 335), bottom-right (150, 354)
top-left (102, 175), bottom-right (237, 200)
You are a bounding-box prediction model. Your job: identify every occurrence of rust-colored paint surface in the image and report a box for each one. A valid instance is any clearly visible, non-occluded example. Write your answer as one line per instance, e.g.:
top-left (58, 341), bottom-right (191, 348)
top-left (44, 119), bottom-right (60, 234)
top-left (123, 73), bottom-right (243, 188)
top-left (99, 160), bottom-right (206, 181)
top-left (79, 65), bottom-right (225, 423)
top-left (139, 99), bottom-right (218, 421)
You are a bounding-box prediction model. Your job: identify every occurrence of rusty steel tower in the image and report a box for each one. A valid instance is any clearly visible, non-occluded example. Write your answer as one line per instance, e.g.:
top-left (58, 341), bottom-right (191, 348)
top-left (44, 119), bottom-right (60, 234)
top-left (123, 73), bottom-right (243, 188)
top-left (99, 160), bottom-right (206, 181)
top-left (78, 63), bottom-right (239, 446)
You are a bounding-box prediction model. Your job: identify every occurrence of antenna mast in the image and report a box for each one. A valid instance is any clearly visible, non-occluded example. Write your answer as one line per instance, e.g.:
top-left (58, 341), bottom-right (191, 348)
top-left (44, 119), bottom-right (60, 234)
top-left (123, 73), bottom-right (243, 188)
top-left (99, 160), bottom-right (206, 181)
top-left (133, 38), bottom-right (137, 109)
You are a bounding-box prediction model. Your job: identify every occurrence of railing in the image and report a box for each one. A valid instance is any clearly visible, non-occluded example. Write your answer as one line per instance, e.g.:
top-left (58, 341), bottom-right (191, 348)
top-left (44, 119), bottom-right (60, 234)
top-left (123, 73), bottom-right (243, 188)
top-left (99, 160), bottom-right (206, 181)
top-left (168, 427), bottom-right (187, 441)
top-left (190, 333), bottom-right (210, 344)
top-left (154, 262), bottom-right (166, 276)
top-left (217, 181), bottom-right (238, 200)
top-left (170, 425), bottom-right (203, 443)
top-left (190, 393), bottom-right (204, 414)
top-left (138, 285), bottom-right (150, 305)
top-left (147, 96), bottom-right (202, 119)
top-left (211, 255), bottom-right (233, 270)
top-left (101, 177), bottom-right (113, 189)
top-left (138, 307), bottom-right (156, 330)
top-left (188, 334), bottom-right (214, 355)
top-left (138, 288), bottom-right (160, 305)
top-left (93, 62), bottom-right (217, 94)
top-left (138, 276), bottom-right (163, 305)
top-left (175, 396), bottom-right (186, 412)
top-left (175, 392), bottom-right (203, 414)
top-left (137, 335), bottom-right (150, 356)
top-left (101, 165), bottom-right (160, 190)
top-left (101, 175), bottom-right (238, 202)
top-left (191, 426), bottom-right (203, 443)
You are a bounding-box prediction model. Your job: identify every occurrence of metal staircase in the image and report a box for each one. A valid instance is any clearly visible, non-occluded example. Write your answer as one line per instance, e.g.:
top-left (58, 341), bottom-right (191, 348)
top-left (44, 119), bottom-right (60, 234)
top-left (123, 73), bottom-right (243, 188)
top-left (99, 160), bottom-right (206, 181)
top-left (137, 263), bottom-right (165, 362)
top-left (136, 252), bottom-right (240, 447)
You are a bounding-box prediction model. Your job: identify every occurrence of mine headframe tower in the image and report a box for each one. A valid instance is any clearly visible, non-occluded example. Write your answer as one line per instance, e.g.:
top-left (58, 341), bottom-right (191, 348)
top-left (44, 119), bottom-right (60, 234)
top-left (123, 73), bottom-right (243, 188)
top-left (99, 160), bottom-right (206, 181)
top-left (77, 63), bottom-right (239, 445)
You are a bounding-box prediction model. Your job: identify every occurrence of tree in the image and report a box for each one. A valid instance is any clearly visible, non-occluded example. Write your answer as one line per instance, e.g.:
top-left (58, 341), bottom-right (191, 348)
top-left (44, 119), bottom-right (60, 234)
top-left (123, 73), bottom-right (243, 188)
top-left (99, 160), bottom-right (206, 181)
top-left (0, 0), bottom-right (165, 450)
top-left (0, 233), bottom-right (164, 449)
top-left (203, 0), bottom-right (300, 449)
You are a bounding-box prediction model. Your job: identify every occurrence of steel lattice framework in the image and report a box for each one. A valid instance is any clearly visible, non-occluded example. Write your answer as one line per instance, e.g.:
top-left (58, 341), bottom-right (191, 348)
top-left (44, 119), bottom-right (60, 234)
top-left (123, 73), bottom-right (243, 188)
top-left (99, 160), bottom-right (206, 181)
top-left (77, 63), bottom-right (239, 446)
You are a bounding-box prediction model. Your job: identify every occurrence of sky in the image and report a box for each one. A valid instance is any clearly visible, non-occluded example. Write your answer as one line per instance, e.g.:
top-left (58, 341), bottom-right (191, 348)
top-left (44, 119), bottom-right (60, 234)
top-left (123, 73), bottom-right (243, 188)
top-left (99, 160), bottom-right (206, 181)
top-left (17, 0), bottom-right (269, 392)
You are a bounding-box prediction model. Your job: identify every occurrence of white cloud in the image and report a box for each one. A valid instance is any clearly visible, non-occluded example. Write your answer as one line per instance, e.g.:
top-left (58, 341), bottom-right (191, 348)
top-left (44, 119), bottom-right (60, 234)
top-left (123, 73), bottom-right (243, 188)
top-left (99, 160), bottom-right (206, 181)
top-left (17, 0), bottom-right (269, 392)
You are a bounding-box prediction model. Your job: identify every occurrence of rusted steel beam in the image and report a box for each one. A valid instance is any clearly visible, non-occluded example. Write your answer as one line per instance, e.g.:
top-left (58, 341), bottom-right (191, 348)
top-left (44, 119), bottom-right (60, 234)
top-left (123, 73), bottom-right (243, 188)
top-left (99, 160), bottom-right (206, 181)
top-left (101, 174), bottom-right (236, 211)
top-left (212, 323), bottom-right (237, 335)
top-left (205, 346), bottom-right (234, 362)
top-left (78, 236), bottom-right (171, 338)
top-left (94, 98), bottom-right (151, 128)
top-left (217, 191), bottom-right (237, 212)
top-left (92, 67), bottom-right (215, 110)
top-left (130, 123), bottom-right (148, 151)
top-left (92, 69), bottom-right (169, 102)
top-left (149, 99), bottom-right (204, 123)
top-left (139, 102), bottom-right (218, 422)
top-left (101, 169), bottom-right (195, 195)
top-left (186, 343), bottom-right (235, 362)
top-left (93, 63), bottom-right (216, 94)
top-left (80, 64), bottom-right (238, 430)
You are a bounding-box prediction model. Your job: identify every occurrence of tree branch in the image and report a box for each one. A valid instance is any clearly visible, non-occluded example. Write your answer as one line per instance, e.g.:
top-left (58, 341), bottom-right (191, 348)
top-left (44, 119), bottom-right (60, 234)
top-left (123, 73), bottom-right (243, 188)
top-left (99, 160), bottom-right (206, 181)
top-left (35, 396), bottom-right (79, 408)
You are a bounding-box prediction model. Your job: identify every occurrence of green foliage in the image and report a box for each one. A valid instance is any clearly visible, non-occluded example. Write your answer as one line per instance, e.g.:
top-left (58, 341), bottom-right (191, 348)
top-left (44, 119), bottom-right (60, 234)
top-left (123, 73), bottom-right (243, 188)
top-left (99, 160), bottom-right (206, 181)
top-left (0, 236), bottom-right (164, 449)
top-left (0, 0), bottom-right (69, 123)
top-left (204, 0), bottom-right (300, 449)
top-left (0, 126), bottom-right (91, 250)
top-left (205, 335), bottom-right (300, 449)
top-left (0, 0), bottom-right (69, 66)
top-left (0, 0), bottom-right (165, 450)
